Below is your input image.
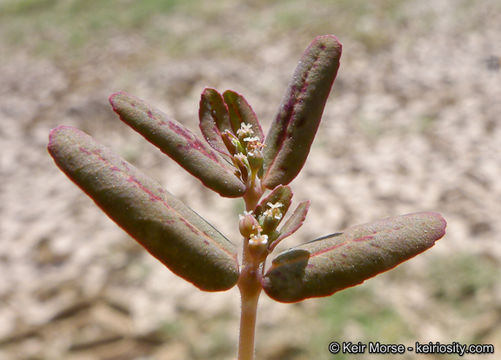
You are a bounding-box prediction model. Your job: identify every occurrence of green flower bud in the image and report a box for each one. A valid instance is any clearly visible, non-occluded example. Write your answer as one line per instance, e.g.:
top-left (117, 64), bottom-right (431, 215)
top-left (239, 211), bottom-right (259, 238)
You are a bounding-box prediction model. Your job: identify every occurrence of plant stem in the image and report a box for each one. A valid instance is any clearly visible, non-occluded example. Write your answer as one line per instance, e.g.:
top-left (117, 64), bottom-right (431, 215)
top-left (237, 240), bottom-right (262, 360)
top-left (243, 178), bottom-right (263, 211)
top-left (237, 178), bottom-right (265, 360)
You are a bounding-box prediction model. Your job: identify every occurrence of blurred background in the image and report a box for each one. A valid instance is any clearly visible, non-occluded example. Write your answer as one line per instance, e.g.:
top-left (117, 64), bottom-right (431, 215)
top-left (1, 0), bottom-right (500, 359)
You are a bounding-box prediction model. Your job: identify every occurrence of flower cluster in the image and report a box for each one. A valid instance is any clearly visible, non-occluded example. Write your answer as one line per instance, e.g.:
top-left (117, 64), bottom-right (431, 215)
top-left (238, 200), bottom-right (288, 262)
top-left (225, 122), bottom-right (265, 186)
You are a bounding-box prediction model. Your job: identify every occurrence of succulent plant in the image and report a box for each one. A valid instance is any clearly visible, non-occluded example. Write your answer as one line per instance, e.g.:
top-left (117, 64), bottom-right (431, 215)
top-left (48, 35), bottom-right (446, 360)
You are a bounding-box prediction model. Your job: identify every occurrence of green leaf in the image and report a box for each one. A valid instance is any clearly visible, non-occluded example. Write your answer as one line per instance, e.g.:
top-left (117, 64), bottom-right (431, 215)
top-left (263, 35), bottom-right (342, 189)
top-left (48, 126), bottom-right (239, 291)
top-left (199, 88), bottom-right (232, 156)
top-left (254, 185), bottom-right (292, 218)
top-left (262, 212), bottom-right (446, 302)
top-left (110, 91), bottom-right (245, 197)
top-left (222, 90), bottom-right (263, 142)
top-left (254, 185), bottom-right (292, 234)
top-left (269, 200), bottom-right (310, 251)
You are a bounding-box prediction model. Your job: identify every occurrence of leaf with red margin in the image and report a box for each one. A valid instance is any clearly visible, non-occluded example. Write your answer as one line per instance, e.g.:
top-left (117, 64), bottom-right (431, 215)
top-left (48, 126), bottom-right (239, 291)
top-left (254, 185), bottom-right (293, 219)
top-left (110, 92), bottom-right (245, 197)
top-left (223, 90), bottom-right (263, 142)
top-left (262, 212), bottom-right (446, 302)
top-left (199, 88), bottom-right (233, 156)
top-left (268, 200), bottom-right (310, 251)
top-left (263, 35), bottom-right (342, 189)
top-left (254, 185), bottom-right (292, 235)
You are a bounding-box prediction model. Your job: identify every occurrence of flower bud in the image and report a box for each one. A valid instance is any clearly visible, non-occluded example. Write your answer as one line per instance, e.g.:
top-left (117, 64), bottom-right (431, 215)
top-left (233, 153), bottom-right (250, 183)
top-left (259, 202), bottom-right (284, 233)
top-left (248, 234), bottom-right (269, 262)
top-left (239, 212), bottom-right (259, 238)
top-left (247, 149), bottom-right (263, 175)
top-left (221, 130), bottom-right (243, 156)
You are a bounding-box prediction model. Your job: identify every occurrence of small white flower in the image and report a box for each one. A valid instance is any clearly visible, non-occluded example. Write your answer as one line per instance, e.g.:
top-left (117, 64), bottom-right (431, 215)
top-left (238, 210), bottom-right (253, 220)
top-left (249, 233), bottom-right (268, 246)
top-left (237, 123), bottom-right (254, 138)
top-left (243, 136), bottom-right (260, 143)
top-left (263, 202), bottom-right (284, 220)
top-left (267, 202), bottom-right (283, 209)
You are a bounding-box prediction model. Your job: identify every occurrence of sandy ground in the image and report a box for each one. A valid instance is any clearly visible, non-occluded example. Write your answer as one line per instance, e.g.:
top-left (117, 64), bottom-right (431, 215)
top-left (1, 0), bottom-right (501, 359)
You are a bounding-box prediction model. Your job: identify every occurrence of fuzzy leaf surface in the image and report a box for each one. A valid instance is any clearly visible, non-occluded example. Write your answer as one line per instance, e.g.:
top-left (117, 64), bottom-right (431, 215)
top-left (263, 35), bottom-right (342, 189)
top-left (48, 126), bottom-right (239, 291)
top-left (262, 212), bottom-right (446, 302)
top-left (254, 185), bottom-right (293, 220)
top-left (254, 185), bottom-right (292, 235)
top-left (223, 90), bottom-right (263, 142)
top-left (269, 200), bottom-right (310, 251)
top-left (110, 92), bottom-right (245, 197)
top-left (199, 88), bottom-right (232, 156)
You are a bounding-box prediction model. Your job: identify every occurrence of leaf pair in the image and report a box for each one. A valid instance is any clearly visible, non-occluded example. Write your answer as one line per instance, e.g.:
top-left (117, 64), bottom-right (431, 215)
top-left (199, 88), bottom-right (263, 158)
top-left (110, 92), bottom-right (246, 198)
top-left (110, 35), bottom-right (343, 197)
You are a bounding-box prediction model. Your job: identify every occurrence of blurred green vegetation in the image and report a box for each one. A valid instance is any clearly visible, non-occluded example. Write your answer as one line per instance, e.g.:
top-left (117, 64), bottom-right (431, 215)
top-left (305, 252), bottom-right (500, 359)
top-left (308, 286), bottom-right (412, 359)
top-left (0, 0), bottom-right (198, 59)
top-left (427, 253), bottom-right (499, 318)
top-left (321, 287), bottom-right (412, 340)
top-left (1, 0), bottom-right (410, 62)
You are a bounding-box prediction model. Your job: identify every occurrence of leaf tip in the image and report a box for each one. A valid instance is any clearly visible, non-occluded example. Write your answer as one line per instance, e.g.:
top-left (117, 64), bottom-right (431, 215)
top-left (48, 125), bottom-right (77, 155)
top-left (109, 90), bottom-right (126, 103)
top-left (421, 211), bottom-right (447, 242)
top-left (313, 34), bottom-right (343, 50)
top-left (48, 124), bottom-right (64, 142)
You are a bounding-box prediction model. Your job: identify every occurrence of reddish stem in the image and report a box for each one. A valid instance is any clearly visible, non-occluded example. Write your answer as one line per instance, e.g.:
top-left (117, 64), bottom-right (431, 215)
top-left (237, 181), bottom-right (265, 360)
